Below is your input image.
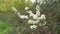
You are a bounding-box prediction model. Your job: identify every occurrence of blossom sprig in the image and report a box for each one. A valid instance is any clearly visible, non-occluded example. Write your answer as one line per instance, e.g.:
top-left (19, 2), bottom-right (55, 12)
top-left (30, 25), bottom-right (37, 29)
top-left (12, 6), bottom-right (47, 29)
top-left (12, 7), bottom-right (29, 19)
top-left (12, 7), bottom-right (47, 29)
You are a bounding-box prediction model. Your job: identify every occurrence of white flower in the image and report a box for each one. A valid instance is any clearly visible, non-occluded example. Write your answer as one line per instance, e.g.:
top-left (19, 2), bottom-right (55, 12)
top-left (19, 15), bottom-right (28, 19)
top-left (36, 10), bottom-right (40, 16)
top-left (25, 7), bottom-right (29, 10)
top-left (28, 10), bottom-right (40, 20)
top-left (36, 5), bottom-right (40, 11)
top-left (28, 19), bottom-right (39, 24)
top-left (33, 15), bottom-right (38, 20)
top-left (39, 14), bottom-right (46, 20)
top-left (28, 10), bottom-right (40, 19)
top-left (12, 7), bottom-right (18, 12)
top-left (30, 25), bottom-right (37, 29)
top-left (16, 12), bottom-right (29, 19)
top-left (28, 10), bottom-right (32, 13)
top-left (28, 10), bottom-right (35, 17)
top-left (28, 20), bottom-right (34, 24)
top-left (17, 12), bottom-right (21, 16)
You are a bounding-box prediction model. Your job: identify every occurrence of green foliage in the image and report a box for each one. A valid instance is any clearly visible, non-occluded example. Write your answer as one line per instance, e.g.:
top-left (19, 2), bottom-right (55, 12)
top-left (0, 0), bottom-right (32, 13)
top-left (0, 21), bottom-right (12, 34)
top-left (40, 1), bottom-right (60, 34)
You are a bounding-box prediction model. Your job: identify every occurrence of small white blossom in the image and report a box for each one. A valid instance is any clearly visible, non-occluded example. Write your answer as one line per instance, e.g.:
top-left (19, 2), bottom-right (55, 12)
top-left (16, 12), bottom-right (29, 19)
top-left (28, 10), bottom-right (40, 20)
top-left (28, 20), bottom-right (34, 24)
top-left (30, 25), bottom-right (37, 29)
top-left (25, 7), bottom-right (29, 10)
top-left (28, 10), bottom-right (32, 13)
top-left (28, 19), bottom-right (39, 24)
top-left (28, 10), bottom-right (40, 19)
top-left (39, 14), bottom-right (46, 20)
top-left (36, 10), bottom-right (40, 16)
top-left (19, 15), bottom-right (28, 19)
top-left (17, 12), bottom-right (21, 16)
top-left (28, 10), bottom-right (35, 17)
top-left (36, 5), bottom-right (40, 11)
top-left (12, 7), bottom-right (18, 12)
top-left (33, 15), bottom-right (38, 20)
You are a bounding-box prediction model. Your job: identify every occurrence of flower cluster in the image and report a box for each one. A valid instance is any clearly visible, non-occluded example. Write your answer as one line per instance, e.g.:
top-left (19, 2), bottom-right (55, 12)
top-left (12, 0), bottom-right (47, 29)
top-left (12, 6), bottom-right (47, 30)
top-left (27, 9), bottom-right (47, 29)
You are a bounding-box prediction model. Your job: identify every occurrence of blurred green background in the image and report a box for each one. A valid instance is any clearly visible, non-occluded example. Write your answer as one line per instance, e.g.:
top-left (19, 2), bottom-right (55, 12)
top-left (0, 0), bottom-right (60, 34)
